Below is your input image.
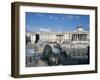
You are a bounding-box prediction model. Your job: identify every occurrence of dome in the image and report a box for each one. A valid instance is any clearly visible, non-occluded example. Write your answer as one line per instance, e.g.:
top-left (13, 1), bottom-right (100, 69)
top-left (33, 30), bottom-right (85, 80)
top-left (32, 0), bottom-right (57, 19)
top-left (77, 26), bottom-right (84, 32)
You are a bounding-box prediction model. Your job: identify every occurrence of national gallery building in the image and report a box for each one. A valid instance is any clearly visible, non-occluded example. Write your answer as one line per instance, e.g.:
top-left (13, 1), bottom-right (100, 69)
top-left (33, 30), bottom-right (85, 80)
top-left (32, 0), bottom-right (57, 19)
top-left (26, 26), bottom-right (89, 46)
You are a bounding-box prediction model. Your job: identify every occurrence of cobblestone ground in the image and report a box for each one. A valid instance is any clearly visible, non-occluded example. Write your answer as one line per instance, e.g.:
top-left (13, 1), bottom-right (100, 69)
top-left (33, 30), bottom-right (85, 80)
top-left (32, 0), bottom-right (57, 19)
top-left (26, 43), bottom-right (89, 67)
top-left (26, 60), bottom-right (48, 67)
top-left (26, 57), bottom-right (88, 67)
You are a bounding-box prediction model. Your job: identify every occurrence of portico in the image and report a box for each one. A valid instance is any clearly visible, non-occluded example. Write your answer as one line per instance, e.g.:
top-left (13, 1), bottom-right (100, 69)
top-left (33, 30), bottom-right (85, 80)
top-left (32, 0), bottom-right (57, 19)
top-left (72, 33), bottom-right (88, 41)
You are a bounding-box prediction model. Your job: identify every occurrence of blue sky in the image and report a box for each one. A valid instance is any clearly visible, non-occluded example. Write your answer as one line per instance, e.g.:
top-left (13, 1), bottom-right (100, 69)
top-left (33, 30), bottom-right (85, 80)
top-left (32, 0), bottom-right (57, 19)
top-left (26, 12), bottom-right (89, 32)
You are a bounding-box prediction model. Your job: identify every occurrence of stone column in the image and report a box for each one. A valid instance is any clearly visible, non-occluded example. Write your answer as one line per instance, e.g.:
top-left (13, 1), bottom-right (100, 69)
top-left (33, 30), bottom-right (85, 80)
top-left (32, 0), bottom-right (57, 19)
top-left (85, 34), bottom-right (87, 41)
top-left (77, 34), bottom-right (78, 41)
top-left (75, 34), bottom-right (76, 41)
top-left (83, 34), bottom-right (84, 41)
top-left (75, 34), bottom-right (77, 41)
top-left (74, 34), bottom-right (75, 41)
top-left (83, 34), bottom-right (85, 41)
top-left (73, 34), bottom-right (74, 41)
top-left (74, 34), bottom-right (76, 41)
top-left (76, 34), bottom-right (77, 41)
top-left (80, 34), bottom-right (81, 41)
top-left (79, 34), bottom-right (80, 41)
top-left (77, 34), bottom-right (79, 41)
top-left (82, 34), bottom-right (83, 41)
top-left (81, 34), bottom-right (83, 41)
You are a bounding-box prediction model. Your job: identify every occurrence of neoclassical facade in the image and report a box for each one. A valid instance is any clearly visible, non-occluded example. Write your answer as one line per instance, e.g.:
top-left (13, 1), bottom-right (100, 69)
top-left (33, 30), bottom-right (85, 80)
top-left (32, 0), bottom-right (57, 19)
top-left (26, 26), bottom-right (89, 45)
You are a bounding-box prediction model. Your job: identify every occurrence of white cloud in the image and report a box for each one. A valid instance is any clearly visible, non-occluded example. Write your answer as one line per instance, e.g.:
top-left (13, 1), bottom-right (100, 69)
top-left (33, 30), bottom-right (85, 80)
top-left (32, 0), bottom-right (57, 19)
top-left (54, 17), bottom-right (58, 20)
top-left (49, 16), bottom-right (59, 20)
top-left (66, 15), bottom-right (81, 20)
top-left (49, 15), bottom-right (53, 19)
top-left (76, 16), bottom-right (80, 19)
top-left (62, 17), bottom-right (65, 20)
top-left (39, 28), bottom-right (51, 32)
top-left (67, 15), bottom-right (74, 19)
top-left (26, 25), bottom-right (52, 32)
top-left (26, 25), bottom-right (39, 32)
top-left (36, 13), bottom-right (44, 17)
